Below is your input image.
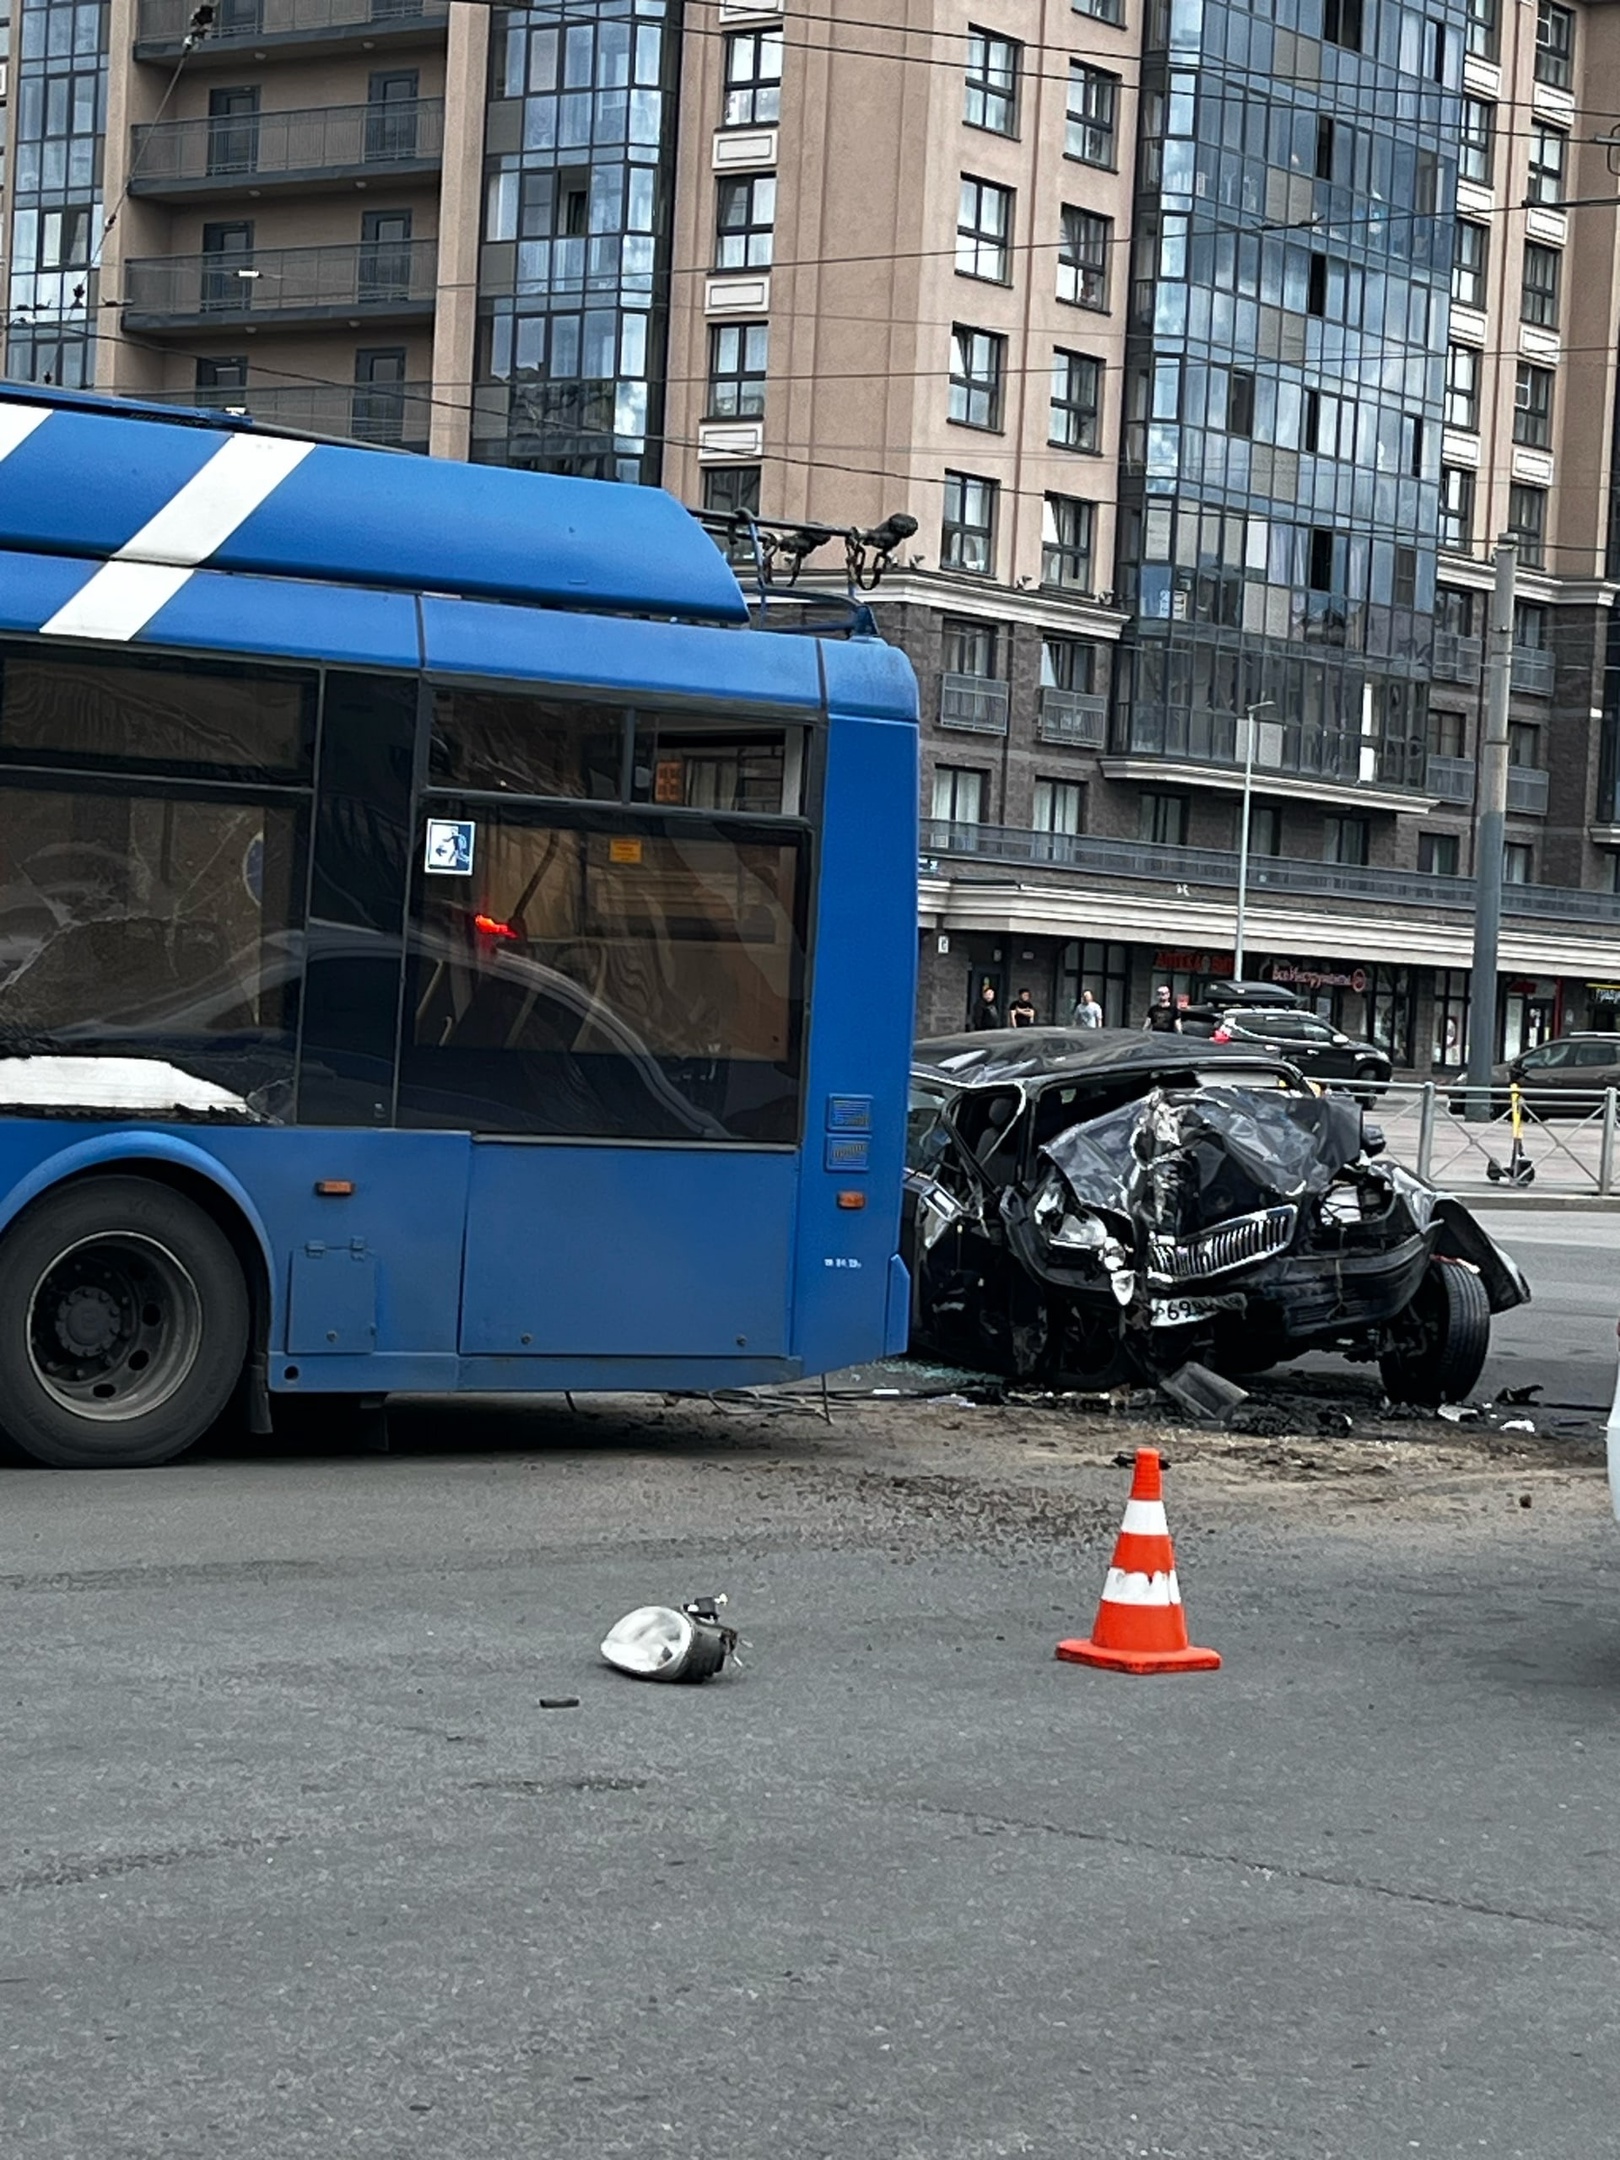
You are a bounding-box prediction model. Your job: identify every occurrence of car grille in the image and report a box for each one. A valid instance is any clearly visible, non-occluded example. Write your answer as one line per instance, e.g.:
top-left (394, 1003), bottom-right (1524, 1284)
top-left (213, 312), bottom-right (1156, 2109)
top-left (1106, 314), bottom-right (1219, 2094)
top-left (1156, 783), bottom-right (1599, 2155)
top-left (1148, 1205), bottom-right (1298, 1284)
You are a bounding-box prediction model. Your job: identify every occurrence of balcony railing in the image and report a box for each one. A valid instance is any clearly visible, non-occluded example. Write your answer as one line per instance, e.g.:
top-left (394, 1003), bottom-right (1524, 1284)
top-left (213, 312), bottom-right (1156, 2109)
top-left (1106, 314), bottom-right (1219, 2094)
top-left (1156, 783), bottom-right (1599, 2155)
top-left (122, 238), bottom-right (437, 327)
top-left (1507, 763), bottom-right (1550, 815)
top-left (130, 98), bottom-right (445, 193)
top-left (1431, 631), bottom-right (1483, 685)
top-left (917, 819), bottom-right (1620, 926)
top-left (1036, 687), bottom-right (1108, 748)
top-left (939, 673), bottom-right (1009, 735)
top-left (135, 0), bottom-right (448, 51)
top-left (1511, 645), bottom-right (1555, 696)
top-left (1428, 755), bottom-right (1475, 805)
top-left (147, 381), bottom-right (432, 450)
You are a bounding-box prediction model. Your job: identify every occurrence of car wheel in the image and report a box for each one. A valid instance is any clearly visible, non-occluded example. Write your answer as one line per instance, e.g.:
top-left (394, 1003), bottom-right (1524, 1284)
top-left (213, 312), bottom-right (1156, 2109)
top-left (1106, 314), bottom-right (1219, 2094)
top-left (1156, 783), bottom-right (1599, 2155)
top-left (1377, 1259), bottom-right (1491, 1408)
top-left (1054, 1310), bottom-right (1141, 1391)
top-left (0, 1177), bottom-right (249, 1468)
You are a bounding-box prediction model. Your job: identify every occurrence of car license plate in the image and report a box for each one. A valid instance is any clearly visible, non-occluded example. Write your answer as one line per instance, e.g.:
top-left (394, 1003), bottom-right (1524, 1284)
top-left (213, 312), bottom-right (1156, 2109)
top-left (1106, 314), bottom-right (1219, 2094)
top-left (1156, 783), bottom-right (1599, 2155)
top-left (1149, 1297), bottom-right (1222, 1328)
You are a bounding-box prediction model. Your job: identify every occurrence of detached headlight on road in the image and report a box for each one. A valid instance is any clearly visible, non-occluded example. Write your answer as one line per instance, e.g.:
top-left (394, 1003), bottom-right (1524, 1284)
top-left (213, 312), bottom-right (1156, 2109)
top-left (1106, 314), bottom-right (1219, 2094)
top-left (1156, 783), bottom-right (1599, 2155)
top-left (600, 1595), bottom-right (739, 1683)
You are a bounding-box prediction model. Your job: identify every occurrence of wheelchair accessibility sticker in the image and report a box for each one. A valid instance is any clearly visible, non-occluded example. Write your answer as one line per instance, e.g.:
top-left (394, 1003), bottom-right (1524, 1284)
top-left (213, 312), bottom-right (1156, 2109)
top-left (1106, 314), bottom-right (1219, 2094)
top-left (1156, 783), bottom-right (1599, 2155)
top-left (425, 818), bottom-right (476, 875)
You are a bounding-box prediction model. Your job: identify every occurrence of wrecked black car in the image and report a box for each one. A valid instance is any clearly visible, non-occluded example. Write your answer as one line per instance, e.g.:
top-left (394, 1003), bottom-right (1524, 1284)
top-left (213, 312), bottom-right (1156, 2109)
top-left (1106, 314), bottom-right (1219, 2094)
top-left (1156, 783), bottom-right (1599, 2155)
top-left (903, 1029), bottom-right (1530, 1404)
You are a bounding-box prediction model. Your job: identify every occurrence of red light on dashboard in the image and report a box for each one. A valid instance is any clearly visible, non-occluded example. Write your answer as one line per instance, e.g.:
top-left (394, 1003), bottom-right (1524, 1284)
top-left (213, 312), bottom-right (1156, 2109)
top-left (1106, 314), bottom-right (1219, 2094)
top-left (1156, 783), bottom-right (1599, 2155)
top-left (474, 914), bottom-right (518, 940)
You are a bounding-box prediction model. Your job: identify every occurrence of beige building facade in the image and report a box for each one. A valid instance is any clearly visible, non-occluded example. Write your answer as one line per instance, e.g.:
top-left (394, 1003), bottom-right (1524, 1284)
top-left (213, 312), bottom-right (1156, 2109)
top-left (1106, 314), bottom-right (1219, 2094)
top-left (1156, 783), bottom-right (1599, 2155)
top-left (4, 0), bottom-right (1620, 1063)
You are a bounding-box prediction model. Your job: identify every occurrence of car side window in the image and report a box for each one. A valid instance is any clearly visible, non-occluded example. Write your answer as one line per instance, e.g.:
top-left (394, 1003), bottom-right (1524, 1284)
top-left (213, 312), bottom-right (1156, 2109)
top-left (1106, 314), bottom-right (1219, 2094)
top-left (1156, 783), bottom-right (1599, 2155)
top-left (1300, 1018), bottom-right (1336, 1041)
top-left (1574, 1042), bottom-right (1616, 1067)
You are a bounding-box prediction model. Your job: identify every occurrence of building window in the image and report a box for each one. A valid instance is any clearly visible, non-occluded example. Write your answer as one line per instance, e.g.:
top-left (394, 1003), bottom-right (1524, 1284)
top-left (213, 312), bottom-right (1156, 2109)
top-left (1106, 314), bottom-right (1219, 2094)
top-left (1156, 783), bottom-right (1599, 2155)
top-left (1514, 363), bottom-right (1553, 451)
top-left (1436, 587), bottom-right (1476, 639)
top-left (1042, 636), bottom-right (1096, 692)
top-left (1226, 369), bottom-right (1256, 438)
top-left (1323, 0), bottom-right (1363, 50)
top-left (196, 355), bottom-right (249, 392)
top-left (1440, 466), bottom-right (1475, 551)
top-left (1050, 351), bottom-right (1102, 451)
top-left (1074, 0), bottom-right (1124, 20)
top-left (1515, 601), bottom-right (1546, 652)
top-left (703, 464), bottom-right (761, 559)
top-left (948, 327), bottom-right (1005, 430)
top-left (1042, 494), bottom-right (1095, 590)
top-left (1419, 832), bottom-right (1460, 876)
top-left (1067, 65), bottom-right (1118, 166)
top-left (1460, 98), bottom-right (1493, 187)
top-left (707, 322), bottom-right (768, 419)
top-left (963, 28), bottom-right (1020, 135)
top-left (1324, 816), bottom-right (1370, 867)
top-left (1430, 706), bottom-right (1467, 758)
top-left (1503, 842), bottom-right (1534, 885)
top-left (1140, 791), bottom-right (1188, 846)
top-left (1508, 483), bottom-right (1547, 569)
top-left (1444, 345), bottom-right (1480, 431)
top-left (1528, 124), bottom-right (1566, 208)
top-left (1058, 206), bottom-right (1110, 309)
top-left (1245, 804), bottom-right (1283, 857)
top-left (941, 471), bottom-right (997, 573)
top-left (1466, 0), bottom-right (1498, 60)
top-left (1535, 0), bottom-right (1573, 89)
top-left (1452, 221), bottom-right (1488, 310)
top-left (1306, 252), bottom-right (1329, 316)
top-left (722, 28), bottom-right (783, 127)
top-left (1509, 720), bottom-right (1542, 767)
top-left (956, 176), bottom-right (1013, 282)
top-left (1034, 778), bottom-right (1086, 837)
top-left (1305, 388), bottom-right (1356, 458)
top-left (944, 618), bottom-right (998, 679)
top-left (932, 765), bottom-right (986, 826)
top-left (715, 174), bottom-right (776, 269)
top-left (1521, 242), bottom-right (1561, 329)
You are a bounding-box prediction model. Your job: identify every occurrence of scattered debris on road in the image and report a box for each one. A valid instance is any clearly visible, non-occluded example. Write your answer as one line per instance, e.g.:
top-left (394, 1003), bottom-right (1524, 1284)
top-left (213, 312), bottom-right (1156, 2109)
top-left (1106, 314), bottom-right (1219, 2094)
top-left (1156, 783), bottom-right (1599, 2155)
top-left (601, 1595), bottom-right (740, 1684)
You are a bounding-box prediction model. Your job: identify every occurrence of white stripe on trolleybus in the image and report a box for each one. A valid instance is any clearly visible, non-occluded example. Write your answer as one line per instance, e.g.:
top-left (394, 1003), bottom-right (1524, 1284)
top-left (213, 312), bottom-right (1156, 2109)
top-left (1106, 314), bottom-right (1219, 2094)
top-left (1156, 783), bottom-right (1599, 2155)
top-left (0, 405), bottom-right (51, 463)
top-left (40, 431), bottom-right (317, 642)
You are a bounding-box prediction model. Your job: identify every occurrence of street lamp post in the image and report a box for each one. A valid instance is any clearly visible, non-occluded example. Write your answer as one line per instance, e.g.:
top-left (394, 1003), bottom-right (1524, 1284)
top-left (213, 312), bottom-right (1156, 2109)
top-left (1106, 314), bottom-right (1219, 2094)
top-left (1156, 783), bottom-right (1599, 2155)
top-left (1233, 700), bottom-right (1275, 980)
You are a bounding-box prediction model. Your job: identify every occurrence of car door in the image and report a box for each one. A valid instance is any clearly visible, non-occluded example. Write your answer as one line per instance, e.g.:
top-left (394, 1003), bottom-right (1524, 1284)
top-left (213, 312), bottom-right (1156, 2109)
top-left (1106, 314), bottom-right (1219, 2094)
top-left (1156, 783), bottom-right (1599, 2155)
top-left (1293, 1015), bottom-right (1357, 1078)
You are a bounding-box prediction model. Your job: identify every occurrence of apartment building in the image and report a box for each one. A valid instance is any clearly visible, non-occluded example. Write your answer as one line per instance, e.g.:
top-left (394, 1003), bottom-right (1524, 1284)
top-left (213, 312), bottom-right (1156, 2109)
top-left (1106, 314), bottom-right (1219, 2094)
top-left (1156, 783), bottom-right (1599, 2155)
top-left (3, 0), bottom-right (1619, 1067)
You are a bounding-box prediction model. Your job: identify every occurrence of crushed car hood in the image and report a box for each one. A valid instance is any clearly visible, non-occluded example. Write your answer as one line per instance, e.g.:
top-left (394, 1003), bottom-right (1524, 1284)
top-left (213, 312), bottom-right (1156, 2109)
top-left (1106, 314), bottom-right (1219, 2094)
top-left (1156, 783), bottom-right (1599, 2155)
top-left (1041, 1084), bottom-right (1367, 1234)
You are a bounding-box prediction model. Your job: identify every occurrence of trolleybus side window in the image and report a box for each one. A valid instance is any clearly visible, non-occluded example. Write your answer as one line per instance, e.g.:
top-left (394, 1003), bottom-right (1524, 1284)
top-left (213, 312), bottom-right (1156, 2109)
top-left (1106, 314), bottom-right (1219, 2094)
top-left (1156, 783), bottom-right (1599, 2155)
top-left (0, 643), bottom-right (315, 1113)
top-left (398, 804), bottom-right (808, 1144)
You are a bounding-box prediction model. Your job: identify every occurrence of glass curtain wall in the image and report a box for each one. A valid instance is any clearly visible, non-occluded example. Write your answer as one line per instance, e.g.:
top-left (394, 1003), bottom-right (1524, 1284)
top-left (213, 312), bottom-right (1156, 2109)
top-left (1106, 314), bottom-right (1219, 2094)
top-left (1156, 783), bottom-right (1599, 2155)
top-left (474, 0), bottom-right (681, 482)
top-left (5, 0), bottom-right (106, 387)
top-left (1115, 0), bottom-right (1467, 793)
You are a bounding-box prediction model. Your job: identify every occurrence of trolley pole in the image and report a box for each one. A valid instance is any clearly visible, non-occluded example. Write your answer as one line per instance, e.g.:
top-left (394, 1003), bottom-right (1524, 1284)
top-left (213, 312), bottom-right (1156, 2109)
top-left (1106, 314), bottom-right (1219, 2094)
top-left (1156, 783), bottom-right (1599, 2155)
top-left (1233, 700), bottom-right (1273, 979)
top-left (1464, 538), bottom-right (1516, 1123)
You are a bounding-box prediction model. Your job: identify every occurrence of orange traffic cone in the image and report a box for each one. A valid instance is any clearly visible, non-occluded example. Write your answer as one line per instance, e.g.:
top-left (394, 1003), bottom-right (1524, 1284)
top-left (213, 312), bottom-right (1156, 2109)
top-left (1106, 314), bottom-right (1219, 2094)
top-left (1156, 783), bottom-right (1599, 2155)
top-left (1056, 1448), bottom-right (1220, 1674)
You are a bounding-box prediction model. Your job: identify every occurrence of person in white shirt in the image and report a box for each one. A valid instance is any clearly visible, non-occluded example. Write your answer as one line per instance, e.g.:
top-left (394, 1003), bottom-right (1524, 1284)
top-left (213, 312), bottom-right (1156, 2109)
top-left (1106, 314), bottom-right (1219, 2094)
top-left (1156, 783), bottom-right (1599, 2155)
top-left (1073, 988), bottom-right (1103, 1028)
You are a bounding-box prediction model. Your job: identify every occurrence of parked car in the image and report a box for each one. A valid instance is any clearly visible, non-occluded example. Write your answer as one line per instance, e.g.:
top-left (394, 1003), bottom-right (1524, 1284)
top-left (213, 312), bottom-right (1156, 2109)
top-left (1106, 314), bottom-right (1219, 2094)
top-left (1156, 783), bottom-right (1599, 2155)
top-left (903, 1028), bottom-right (1529, 1401)
top-left (1195, 979), bottom-right (1305, 1012)
top-left (1180, 1006), bottom-right (1393, 1104)
top-left (1448, 1034), bottom-right (1620, 1118)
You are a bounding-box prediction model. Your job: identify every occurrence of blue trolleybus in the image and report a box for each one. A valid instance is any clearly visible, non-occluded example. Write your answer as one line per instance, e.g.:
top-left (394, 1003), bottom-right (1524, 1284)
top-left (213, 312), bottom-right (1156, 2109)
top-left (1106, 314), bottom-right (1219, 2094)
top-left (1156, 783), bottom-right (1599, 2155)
top-left (0, 386), bottom-right (919, 1466)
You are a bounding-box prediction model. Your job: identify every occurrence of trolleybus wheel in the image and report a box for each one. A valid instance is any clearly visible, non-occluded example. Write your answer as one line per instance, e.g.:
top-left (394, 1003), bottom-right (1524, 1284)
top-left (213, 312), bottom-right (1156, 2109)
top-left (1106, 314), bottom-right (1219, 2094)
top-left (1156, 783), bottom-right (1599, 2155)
top-left (0, 1177), bottom-right (248, 1468)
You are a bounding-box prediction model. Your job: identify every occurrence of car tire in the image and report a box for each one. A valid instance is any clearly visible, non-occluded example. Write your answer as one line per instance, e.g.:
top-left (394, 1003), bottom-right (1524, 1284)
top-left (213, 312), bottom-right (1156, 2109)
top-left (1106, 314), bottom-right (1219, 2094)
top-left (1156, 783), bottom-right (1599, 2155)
top-left (1377, 1259), bottom-right (1491, 1409)
top-left (0, 1177), bottom-right (249, 1468)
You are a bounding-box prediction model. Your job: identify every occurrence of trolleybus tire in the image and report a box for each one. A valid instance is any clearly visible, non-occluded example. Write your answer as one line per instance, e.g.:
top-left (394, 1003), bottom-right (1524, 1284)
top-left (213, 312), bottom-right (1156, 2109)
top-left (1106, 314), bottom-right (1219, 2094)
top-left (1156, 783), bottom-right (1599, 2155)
top-left (0, 1177), bottom-right (249, 1468)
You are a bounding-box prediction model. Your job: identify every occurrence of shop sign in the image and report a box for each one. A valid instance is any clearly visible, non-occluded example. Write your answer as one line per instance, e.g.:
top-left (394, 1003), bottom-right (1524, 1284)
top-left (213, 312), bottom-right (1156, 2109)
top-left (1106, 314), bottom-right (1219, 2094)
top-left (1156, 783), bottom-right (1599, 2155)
top-left (1154, 949), bottom-right (1234, 973)
top-left (1268, 960), bottom-right (1369, 995)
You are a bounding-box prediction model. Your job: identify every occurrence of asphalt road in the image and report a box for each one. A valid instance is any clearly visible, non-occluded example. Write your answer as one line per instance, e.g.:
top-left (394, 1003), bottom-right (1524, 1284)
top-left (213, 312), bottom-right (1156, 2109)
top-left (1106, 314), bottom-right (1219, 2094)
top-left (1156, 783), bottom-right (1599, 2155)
top-left (1478, 1208), bottom-right (1620, 1408)
top-left (3, 1400), bottom-right (1620, 2160)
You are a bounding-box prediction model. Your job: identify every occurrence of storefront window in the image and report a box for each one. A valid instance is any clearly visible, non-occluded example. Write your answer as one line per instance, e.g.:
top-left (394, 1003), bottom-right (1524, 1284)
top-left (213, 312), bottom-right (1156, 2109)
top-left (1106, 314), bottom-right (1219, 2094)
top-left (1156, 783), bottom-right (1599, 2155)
top-left (1364, 967), bottom-right (1414, 1068)
top-left (1057, 938), bottom-right (1128, 1026)
top-left (1432, 969), bottom-right (1470, 1068)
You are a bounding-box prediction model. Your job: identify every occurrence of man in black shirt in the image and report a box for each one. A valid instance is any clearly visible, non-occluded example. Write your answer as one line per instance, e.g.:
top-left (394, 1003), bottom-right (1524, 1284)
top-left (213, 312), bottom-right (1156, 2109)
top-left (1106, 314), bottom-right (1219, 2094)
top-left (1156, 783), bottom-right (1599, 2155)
top-left (1143, 985), bottom-right (1181, 1033)
top-left (971, 981), bottom-right (1003, 1030)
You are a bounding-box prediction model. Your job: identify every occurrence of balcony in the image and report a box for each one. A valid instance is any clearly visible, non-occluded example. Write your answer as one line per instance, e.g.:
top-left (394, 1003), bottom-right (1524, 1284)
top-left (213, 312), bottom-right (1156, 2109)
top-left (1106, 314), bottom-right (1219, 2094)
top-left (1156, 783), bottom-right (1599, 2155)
top-left (129, 98), bottom-right (445, 200)
top-left (122, 238), bottom-right (437, 330)
top-left (1511, 644), bottom-right (1555, 696)
top-left (917, 819), bottom-right (1620, 926)
top-left (1431, 631), bottom-right (1483, 685)
top-left (938, 673), bottom-right (1009, 735)
top-left (147, 381), bottom-right (432, 451)
top-left (135, 0), bottom-right (449, 63)
top-left (1507, 763), bottom-right (1550, 815)
top-left (1036, 687), bottom-right (1108, 748)
top-left (1428, 755), bottom-right (1475, 805)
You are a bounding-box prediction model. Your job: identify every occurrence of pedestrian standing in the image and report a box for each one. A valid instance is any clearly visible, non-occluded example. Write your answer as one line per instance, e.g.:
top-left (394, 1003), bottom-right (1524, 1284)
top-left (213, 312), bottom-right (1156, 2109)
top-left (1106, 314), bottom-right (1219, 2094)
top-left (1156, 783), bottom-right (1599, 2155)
top-left (971, 981), bottom-right (1003, 1030)
top-left (1143, 985), bottom-right (1181, 1033)
top-left (1009, 989), bottom-right (1038, 1028)
top-left (1073, 988), bottom-right (1102, 1029)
